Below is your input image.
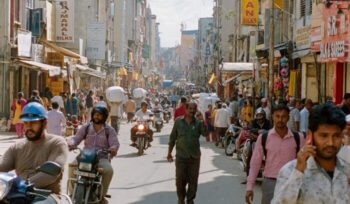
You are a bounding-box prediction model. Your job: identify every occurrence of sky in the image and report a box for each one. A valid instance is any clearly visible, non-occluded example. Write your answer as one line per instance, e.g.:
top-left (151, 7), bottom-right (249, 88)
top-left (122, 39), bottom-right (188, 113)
top-left (148, 0), bottom-right (213, 48)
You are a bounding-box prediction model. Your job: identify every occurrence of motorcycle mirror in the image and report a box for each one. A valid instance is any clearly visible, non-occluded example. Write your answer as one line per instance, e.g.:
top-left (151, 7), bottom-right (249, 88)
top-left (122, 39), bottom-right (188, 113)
top-left (36, 161), bottom-right (62, 177)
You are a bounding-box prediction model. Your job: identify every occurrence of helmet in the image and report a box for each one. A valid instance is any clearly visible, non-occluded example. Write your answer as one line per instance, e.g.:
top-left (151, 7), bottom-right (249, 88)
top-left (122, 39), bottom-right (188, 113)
top-left (91, 106), bottom-right (109, 123)
top-left (255, 108), bottom-right (266, 120)
top-left (20, 102), bottom-right (48, 122)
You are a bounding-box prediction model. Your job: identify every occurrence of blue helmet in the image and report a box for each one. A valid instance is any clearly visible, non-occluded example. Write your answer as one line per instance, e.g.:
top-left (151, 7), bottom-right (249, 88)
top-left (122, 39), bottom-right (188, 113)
top-left (20, 102), bottom-right (48, 122)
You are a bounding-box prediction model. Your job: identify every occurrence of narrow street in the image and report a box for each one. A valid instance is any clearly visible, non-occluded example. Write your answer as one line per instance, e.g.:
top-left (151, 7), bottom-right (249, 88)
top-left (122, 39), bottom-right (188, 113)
top-left (0, 120), bottom-right (262, 204)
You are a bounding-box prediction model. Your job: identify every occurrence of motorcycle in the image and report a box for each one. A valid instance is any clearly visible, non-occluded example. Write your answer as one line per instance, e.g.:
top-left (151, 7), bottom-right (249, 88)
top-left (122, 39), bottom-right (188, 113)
top-left (239, 129), bottom-right (263, 176)
top-left (68, 148), bottom-right (110, 204)
top-left (152, 109), bottom-right (163, 132)
top-left (162, 105), bottom-right (172, 123)
top-left (0, 161), bottom-right (72, 204)
top-left (224, 125), bottom-right (241, 156)
top-left (133, 120), bottom-right (151, 156)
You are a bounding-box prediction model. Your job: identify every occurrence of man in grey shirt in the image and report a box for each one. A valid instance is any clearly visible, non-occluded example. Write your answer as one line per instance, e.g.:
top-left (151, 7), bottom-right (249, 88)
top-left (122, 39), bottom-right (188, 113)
top-left (229, 96), bottom-right (239, 120)
top-left (287, 98), bottom-right (300, 132)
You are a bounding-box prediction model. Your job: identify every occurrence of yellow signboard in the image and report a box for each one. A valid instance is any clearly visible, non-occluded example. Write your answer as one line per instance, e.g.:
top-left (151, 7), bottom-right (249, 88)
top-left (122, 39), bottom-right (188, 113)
top-left (275, 0), bottom-right (283, 9)
top-left (241, 0), bottom-right (259, 26)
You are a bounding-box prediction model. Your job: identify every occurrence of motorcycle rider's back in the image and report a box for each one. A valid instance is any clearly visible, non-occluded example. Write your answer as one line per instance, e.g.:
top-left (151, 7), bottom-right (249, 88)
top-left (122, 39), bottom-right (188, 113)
top-left (0, 133), bottom-right (68, 194)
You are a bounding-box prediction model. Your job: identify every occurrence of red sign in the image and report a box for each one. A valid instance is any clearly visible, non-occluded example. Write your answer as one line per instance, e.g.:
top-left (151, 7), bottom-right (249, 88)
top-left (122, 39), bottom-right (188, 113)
top-left (319, 2), bottom-right (350, 62)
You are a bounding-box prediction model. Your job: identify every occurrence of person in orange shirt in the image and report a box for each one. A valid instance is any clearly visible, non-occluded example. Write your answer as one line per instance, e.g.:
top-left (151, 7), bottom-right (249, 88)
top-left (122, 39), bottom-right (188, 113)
top-left (240, 100), bottom-right (253, 125)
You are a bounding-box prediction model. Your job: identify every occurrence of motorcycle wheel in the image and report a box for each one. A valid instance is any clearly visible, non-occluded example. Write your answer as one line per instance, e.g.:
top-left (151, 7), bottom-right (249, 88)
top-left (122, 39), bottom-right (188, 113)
top-left (225, 138), bottom-right (235, 156)
top-left (73, 183), bottom-right (86, 204)
top-left (138, 138), bottom-right (144, 156)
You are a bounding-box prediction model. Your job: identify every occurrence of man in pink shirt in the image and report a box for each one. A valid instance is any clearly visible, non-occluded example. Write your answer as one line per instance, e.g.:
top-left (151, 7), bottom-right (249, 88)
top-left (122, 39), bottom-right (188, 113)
top-left (245, 104), bottom-right (305, 204)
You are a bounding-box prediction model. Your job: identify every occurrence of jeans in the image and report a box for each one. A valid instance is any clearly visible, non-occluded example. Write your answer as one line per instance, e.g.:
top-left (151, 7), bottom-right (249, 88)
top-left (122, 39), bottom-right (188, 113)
top-left (175, 157), bottom-right (200, 204)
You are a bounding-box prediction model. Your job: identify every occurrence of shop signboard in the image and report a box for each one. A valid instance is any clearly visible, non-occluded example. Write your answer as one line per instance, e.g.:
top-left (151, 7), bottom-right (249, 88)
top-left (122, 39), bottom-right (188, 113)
top-left (55, 0), bottom-right (74, 42)
top-left (241, 0), bottom-right (259, 26)
top-left (18, 30), bottom-right (32, 57)
top-left (319, 2), bottom-right (350, 62)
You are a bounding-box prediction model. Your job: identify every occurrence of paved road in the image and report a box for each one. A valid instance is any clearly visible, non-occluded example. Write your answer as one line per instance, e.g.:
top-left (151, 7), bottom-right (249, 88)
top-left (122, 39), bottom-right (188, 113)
top-left (0, 121), bottom-right (262, 204)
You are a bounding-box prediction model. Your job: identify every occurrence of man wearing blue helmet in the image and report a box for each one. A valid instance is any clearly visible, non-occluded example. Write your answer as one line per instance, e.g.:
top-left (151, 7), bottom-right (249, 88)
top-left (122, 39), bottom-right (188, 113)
top-left (0, 102), bottom-right (69, 194)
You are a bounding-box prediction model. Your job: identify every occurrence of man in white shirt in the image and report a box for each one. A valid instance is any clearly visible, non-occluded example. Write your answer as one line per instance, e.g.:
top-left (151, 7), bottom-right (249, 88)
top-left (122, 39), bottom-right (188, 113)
top-left (299, 99), bottom-right (313, 134)
top-left (287, 98), bottom-right (300, 132)
top-left (214, 103), bottom-right (231, 146)
top-left (260, 98), bottom-right (271, 120)
top-left (51, 93), bottom-right (65, 113)
top-left (47, 102), bottom-right (66, 136)
top-left (131, 102), bottom-right (154, 146)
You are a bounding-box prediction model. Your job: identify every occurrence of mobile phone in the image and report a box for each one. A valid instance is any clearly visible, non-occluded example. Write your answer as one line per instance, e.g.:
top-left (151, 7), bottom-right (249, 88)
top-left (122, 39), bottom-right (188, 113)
top-left (306, 133), bottom-right (313, 145)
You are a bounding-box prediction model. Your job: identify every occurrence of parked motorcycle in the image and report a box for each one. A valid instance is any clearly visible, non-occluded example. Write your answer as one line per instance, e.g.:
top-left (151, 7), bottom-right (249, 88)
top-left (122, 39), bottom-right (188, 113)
top-left (153, 109), bottom-right (163, 132)
top-left (0, 161), bottom-right (72, 204)
top-left (68, 148), bottom-right (110, 204)
top-left (224, 125), bottom-right (241, 156)
top-left (133, 120), bottom-right (152, 156)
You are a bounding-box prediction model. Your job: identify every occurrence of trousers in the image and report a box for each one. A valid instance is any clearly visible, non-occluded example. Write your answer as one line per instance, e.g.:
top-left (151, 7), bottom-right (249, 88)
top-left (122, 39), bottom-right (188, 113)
top-left (261, 178), bottom-right (276, 204)
top-left (175, 157), bottom-right (200, 204)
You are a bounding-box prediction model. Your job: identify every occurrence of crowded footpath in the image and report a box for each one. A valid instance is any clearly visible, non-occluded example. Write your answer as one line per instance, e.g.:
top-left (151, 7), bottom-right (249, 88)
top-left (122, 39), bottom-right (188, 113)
top-left (0, 86), bottom-right (350, 204)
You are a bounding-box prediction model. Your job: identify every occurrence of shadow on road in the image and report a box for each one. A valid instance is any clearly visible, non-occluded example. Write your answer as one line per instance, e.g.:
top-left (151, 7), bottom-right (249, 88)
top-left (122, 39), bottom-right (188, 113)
top-left (117, 152), bottom-right (141, 158)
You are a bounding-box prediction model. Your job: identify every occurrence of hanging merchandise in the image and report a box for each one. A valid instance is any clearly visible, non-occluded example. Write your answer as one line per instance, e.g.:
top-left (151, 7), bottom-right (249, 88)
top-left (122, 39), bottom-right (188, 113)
top-left (274, 75), bottom-right (283, 98)
top-left (279, 56), bottom-right (290, 99)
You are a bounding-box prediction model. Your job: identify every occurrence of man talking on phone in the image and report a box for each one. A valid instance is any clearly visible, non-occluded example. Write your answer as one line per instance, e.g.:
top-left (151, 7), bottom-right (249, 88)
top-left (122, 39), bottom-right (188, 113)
top-left (272, 104), bottom-right (350, 203)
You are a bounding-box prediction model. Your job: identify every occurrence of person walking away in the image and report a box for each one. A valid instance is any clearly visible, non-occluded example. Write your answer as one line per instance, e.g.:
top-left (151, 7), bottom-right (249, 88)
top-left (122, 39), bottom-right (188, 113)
top-left (167, 102), bottom-right (207, 204)
top-left (299, 99), bottom-right (313, 135)
top-left (124, 96), bottom-right (136, 123)
top-left (246, 104), bottom-right (305, 204)
top-left (174, 97), bottom-right (187, 120)
top-left (205, 104), bottom-right (215, 142)
top-left (214, 103), bottom-right (231, 146)
top-left (27, 90), bottom-right (44, 105)
top-left (68, 106), bottom-right (119, 203)
top-left (272, 104), bottom-right (349, 203)
top-left (0, 102), bottom-right (68, 194)
top-left (171, 93), bottom-right (178, 108)
top-left (71, 93), bottom-right (79, 116)
top-left (51, 92), bottom-right (65, 114)
top-left (341, 93), bottom-right (350, 115)
top-left (96, 95), bottom-right (108, 108)
top-left (11, 92), bottom-right (26, 138)
top-left (287, 98), bottom-right (300, 132)
top-left (47, 102), bottom-right (66, 136)
top-left (109, 101), bottom-right (122, 133)
top-left (85, 90), bottom-right (94, 122)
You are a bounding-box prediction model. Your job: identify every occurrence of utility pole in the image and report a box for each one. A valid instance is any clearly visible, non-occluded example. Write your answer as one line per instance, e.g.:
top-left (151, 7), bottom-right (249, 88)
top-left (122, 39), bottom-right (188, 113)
top-left (268, 0), bottom-right (275, 106)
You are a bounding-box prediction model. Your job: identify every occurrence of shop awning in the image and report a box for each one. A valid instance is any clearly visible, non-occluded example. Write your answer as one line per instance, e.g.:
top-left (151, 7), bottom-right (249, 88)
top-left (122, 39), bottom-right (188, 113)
top-left (40, 40), bottom-right (87, 62)
top-left (77, 65), bottom-right (106, 78)
top-left (292, 49), bottom-right (310, 59)
top-left (223, 74), bottom-right (241, 86)
top-left (221, 63), bottom-right (253, 72)
top-left (19, 60), bottom-right (61, 76)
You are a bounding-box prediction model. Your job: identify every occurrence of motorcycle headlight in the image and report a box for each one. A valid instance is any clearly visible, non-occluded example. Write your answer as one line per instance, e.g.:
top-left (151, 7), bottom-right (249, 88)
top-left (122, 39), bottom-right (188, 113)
top-left (78, 162), bottom-right (92, 171)
top-left (137, 124), bottom-right (145, 130)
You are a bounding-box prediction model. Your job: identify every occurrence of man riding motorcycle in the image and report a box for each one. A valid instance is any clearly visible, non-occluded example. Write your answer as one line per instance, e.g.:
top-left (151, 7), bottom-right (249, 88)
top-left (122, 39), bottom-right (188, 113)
top-left (68, 106), bottom-right (120, 204)
top-left (130, 101), bottom-right (154, 147)
top-left (251, 108), bottom-right (271, 131)
top-left (0, 102), bottom-right (69, 194)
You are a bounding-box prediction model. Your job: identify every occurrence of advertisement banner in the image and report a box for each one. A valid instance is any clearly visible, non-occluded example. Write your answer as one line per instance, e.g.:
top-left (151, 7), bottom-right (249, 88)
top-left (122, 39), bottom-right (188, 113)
top-left (18, 30), bottom-right (32, 57)
top-left (55, 0), bottom-right (74, 42)
top-left (241, 0), bottom-right (259, 26)
top-left (86, 22), bottom-right (106, 60)
top-left (31, 44), bottom-right (44, 63)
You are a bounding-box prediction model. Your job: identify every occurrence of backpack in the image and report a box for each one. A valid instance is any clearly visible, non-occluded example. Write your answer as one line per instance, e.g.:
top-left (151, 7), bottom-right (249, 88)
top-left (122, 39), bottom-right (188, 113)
top-left (83, 123), bottom-right (110, 141)
top-left (261, 130), bottom-right (301, 158)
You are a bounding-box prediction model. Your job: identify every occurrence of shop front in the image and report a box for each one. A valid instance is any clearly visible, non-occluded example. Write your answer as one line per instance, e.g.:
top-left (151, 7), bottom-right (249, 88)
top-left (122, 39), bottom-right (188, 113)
top-left (311, 2), bottom-right (350, 104)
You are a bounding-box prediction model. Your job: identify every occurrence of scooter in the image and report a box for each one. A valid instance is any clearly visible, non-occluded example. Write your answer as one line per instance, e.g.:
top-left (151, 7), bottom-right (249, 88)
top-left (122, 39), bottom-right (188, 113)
top-left (68, 148), bottom-right (110, 204)
top-left (224, 124), bottom-right (241, 156)
top-left (163, 105), bottom-right (172, 123)
top-left (0, 161), bottom-right (72, 203)
top-left (240, 129), bottom-right (261, 175)
top-left (153, 110), bottom-right (163, 132)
